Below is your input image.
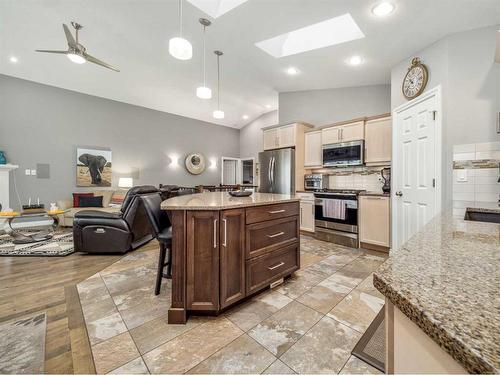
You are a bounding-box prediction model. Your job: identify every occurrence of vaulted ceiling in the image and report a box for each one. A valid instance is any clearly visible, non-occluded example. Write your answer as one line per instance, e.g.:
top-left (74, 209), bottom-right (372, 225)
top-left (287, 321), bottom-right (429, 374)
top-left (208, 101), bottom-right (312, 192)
top-left (1, 0), bottom-right (499, 128)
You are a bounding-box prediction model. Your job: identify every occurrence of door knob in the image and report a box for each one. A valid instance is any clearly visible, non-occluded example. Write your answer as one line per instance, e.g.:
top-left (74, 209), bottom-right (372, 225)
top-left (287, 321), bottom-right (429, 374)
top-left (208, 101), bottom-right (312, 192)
top-left (395, 191), bottom-right (403, 197)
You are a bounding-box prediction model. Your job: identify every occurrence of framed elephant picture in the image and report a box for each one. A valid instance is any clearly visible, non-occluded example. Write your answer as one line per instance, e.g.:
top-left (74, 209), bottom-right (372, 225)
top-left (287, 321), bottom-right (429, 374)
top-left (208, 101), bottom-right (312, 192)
top-left (76, 147), bottom-right (112, 187)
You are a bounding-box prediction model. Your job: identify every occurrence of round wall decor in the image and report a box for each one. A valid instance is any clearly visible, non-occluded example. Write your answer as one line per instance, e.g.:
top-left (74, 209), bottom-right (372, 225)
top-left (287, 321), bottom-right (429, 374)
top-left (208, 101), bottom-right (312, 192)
top-left (185, 153), bottom-right (206, 175)
top-left (402, 57), bottom-right (429, 100)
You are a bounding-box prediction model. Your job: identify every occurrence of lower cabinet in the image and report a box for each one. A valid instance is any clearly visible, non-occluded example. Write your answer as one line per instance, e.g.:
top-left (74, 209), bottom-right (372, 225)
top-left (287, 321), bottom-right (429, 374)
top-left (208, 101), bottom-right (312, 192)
top-left (219, 209), bottom-right (246, 309)
top-left (185, 202), bottom-right (300, 313)
top-left (300, 200), bottom-right (315, 232)
top-left (359, 195), bottom-right (390, 251)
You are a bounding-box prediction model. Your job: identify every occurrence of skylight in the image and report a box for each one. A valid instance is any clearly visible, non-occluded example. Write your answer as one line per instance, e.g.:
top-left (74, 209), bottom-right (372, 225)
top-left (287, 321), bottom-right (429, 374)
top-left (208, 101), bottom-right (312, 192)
top-left (186, 0), bottom-right (249, 18)
top-left (255, 13), bottom-right (365, 58)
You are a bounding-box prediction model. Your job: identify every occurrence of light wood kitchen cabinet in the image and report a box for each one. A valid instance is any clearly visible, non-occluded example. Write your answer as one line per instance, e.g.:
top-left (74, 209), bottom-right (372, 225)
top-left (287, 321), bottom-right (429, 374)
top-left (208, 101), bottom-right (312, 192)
top-left (365, 116), bottom-right (392, 165)
top-left (263, 128), bottom-right (279, 150)
top-left (304, 131), bottom-right (322, 167)
top-left (321, 121), bottom-right (364, 145)
top-left (300, 200), bottom-right (315, 232)
top-left (359, 195), bottom-right (390, 252)
top-left (277, 124), bottom-right (296, 147)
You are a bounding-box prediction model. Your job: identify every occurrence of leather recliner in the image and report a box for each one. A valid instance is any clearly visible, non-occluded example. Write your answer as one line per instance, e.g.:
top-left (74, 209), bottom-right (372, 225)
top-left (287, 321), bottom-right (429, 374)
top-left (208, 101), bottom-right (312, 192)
top-left (73, 185), bottom-right (160, 254)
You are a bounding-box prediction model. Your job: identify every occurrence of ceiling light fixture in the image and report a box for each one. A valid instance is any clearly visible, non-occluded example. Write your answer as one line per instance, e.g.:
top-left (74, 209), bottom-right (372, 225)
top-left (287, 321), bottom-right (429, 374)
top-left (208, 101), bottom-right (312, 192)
top-left (9, 56), bottom-right (18, 63)
top-left (212, 50), bottom-right (225, 119)
top-left (169, 0), bottom-right (193, 60)
top-left (67, 52), bottom-right (86, 64)
top-left (265, 104), bottom-right (271, 109)
top-left (242, 115), bottom-right (249, 120)
top-left (372, 2), bottom-right (395, 17)
top-left (348, 55), bottom-right (363, 65)
top-left (196, 18), bottom-right (212, 99)
top-left (286, 67), bottom-right (299, 75)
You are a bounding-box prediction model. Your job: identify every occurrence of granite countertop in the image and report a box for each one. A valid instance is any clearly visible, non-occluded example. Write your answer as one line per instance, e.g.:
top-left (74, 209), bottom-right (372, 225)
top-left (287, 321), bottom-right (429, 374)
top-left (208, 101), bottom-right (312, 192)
top-left (359, 191), bottom-right (390, 197)
top-left (161, 192), bottom-right (299, 210)
top-left (373, 206), bottom-right (500, 373)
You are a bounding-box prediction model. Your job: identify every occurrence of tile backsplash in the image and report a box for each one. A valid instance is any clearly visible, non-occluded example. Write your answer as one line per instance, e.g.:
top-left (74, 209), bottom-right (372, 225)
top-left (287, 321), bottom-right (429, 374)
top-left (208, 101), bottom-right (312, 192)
top-left (325, 167), bottom-right (386, 192)
top-left (452, 142), bottom-right (499, 216)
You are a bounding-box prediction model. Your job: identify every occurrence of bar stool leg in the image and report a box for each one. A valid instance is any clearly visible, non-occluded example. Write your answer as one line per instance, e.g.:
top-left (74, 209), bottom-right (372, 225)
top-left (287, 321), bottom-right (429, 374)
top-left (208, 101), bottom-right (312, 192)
top-left (155, 243), bottom-right (167, 295)
top-left (165, 246), bottom-right (172, 279)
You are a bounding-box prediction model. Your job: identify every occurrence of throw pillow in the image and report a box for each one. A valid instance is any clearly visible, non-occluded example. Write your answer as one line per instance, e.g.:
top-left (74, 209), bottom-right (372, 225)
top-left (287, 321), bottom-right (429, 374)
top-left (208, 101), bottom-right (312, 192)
top-left (110, 189), bottom-right (127, 206)
top-left (73, 193), bottom-right (93, 207)
top-left (92, 190), bottom-right (114, 207)
top-left (78, 196), bottom-right (103, 208)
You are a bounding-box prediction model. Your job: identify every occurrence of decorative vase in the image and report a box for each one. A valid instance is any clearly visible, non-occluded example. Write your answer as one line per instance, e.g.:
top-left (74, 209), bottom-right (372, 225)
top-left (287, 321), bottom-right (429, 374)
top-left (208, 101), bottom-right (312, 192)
top-left (0, 151), bottom-right (6, 165)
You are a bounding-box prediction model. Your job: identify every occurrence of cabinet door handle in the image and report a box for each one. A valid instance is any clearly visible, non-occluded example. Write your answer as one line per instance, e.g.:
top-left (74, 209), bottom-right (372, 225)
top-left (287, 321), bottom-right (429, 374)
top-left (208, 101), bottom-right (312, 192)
top-left (213, 219), bottom-right (217, 248)
top-left (268, 209), bottom-right (285, 214)
top-left (268, 262), bottom-right (285, 270)
top-left (222, 218), bottom-right (227, 247)
top-left (267, 231), bottom-right (284, 238)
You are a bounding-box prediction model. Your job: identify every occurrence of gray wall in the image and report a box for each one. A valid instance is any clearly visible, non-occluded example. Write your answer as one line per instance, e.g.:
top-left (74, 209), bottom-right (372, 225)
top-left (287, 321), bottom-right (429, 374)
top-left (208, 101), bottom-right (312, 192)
top-left (279, 84), bottom-right (391, 126)
top-left (0, 75), bottom-right (239, 209)
top-left (391, 25), bottom-right (500, 207)
top-left (239, 110), bottom-right (278, 160)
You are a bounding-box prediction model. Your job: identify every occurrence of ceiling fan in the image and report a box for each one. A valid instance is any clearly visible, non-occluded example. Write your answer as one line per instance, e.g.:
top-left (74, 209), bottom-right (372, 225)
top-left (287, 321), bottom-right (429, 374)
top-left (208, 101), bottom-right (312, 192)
top-left (36, 22), bottom-right (120, 72)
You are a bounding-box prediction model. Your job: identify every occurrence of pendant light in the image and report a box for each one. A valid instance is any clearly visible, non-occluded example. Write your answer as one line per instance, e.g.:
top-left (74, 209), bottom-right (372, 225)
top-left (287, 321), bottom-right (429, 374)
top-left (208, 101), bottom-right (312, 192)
top-left (169, 0), bottom-right (192, 60)
top-left (196, 18), bottom-right (212, 99)
top-left (212, 50), bottom-right (224, 119)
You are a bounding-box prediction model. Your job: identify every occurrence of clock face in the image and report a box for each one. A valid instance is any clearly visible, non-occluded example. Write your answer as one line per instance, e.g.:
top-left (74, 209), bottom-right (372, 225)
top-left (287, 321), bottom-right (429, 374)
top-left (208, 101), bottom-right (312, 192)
top-left (402, 61), bottom-right (428, 100)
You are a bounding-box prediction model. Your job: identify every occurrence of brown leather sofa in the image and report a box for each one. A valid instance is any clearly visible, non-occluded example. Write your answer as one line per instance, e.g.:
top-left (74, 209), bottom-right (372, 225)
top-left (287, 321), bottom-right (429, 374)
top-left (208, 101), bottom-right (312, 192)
top-left (73, 185), bottom-right (159, 254)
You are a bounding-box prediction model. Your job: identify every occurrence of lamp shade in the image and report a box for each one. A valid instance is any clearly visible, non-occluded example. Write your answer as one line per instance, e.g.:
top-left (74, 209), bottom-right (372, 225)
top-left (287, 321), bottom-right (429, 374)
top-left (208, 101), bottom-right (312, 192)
top-left (196, 86), bottom-right (212, 99)
top-left (118, 177), bottom-right (133, 188)
top-left (169, 37), bottom-right (193, 60)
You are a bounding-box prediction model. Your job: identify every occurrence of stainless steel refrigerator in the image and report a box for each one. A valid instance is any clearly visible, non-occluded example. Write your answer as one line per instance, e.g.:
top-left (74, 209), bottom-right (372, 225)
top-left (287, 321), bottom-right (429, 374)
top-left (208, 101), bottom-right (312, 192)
top-left (258, 148), bottom-right (295, 194)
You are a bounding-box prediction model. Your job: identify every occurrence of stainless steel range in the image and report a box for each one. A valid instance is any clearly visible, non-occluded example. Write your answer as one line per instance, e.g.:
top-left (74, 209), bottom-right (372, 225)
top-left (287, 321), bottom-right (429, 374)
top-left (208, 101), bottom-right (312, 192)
top-left (314, 189), bottom-right (365, 248)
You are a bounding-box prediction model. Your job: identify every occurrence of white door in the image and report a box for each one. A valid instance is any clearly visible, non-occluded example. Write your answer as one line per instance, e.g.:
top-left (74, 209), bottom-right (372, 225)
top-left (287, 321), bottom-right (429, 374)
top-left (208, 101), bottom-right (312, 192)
top-left (393, 87), bottom-right (441, 250)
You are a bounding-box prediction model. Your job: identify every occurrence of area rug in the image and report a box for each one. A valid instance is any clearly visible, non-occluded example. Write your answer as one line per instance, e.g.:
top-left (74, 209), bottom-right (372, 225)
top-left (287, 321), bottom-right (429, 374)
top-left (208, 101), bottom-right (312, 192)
top-left (0, 230), bottom-right (74, 256)
top-left (0, 313), bottom-right (46, 374)
top-left (351, 306), bottom-right (385, 372)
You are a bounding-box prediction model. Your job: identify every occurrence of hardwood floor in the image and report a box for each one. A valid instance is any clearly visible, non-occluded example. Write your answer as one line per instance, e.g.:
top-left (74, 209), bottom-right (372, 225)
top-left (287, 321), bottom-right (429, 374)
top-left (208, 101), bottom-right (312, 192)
top-left (0, 249), bottom-right (125, 373)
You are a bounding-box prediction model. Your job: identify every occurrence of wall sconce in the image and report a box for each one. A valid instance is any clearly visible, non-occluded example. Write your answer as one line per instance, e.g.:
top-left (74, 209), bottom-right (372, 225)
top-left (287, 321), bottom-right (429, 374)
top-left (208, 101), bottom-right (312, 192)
top-left (169, 153), bottom-right (180, 168)
top-left (209, 157), bottom-right (217, 170)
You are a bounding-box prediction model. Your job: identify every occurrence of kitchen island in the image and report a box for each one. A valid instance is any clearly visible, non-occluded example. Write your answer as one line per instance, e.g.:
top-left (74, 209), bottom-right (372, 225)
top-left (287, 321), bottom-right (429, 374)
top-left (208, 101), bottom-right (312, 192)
top-left (374, 206), bottom-right (500, 374)
top-left (161, 192), bottom-right (300, 324)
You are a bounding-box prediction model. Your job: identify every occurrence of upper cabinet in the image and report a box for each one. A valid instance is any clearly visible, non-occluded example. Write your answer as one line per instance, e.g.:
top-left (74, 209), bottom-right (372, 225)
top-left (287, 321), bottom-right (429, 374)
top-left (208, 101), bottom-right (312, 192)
top-left (321, 121), bottom-right (364, 145)
top-left (304, 131), bottom-right (322, 167)
top-left (263, 128), bottom-right (279, 150)
top-left (277, 124), bottom-right (296, 148)
top-left (365, 116), bottom-right (392, 165)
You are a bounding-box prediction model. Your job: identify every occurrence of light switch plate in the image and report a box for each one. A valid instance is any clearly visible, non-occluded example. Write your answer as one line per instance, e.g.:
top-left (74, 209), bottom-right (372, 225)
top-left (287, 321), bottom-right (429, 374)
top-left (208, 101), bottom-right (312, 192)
top-left (25, 169), bottom-right (31, 175)
top-left (31, 169), bottom-right (37, 176)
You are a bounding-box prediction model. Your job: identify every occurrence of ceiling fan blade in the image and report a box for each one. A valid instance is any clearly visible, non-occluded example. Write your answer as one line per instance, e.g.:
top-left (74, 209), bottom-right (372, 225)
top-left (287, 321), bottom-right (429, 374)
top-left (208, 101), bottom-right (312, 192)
top-left (495, 30), bottom-right (500, 63)
top-left (63, 23), bottom-right (77, 48)
top-left (85, 54), bottom-right (120, 72)
top-left (35, 49), bottom-right (68, 54)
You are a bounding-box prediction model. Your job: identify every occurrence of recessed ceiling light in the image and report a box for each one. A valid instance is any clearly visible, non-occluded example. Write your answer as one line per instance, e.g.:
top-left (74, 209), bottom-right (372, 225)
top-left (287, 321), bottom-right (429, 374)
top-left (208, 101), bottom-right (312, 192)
top-left (9, 56), bottom-right (18, 63)
top-left (265, 104), bottom-right (271, 109)
top-left (348, 55), bottom-right (363, 66)
top-left (372, 2), bottom-right (395, 17)
top-left (286, 67), bottom-right (299, 75)
top-left (256, 13), bottom-right (365, 58)
top-left (242, 115), bottom-right (249, 120)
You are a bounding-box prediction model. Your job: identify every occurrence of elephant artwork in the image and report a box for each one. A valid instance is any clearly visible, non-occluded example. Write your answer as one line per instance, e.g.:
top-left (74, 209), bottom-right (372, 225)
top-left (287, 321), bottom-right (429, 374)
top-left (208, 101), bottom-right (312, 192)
top-left (76, 148), bottom-right (112, 187)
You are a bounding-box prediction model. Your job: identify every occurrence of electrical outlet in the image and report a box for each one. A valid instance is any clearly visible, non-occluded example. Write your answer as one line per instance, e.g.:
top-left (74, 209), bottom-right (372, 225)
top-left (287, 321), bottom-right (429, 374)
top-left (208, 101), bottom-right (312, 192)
top-left (25, 169), bottom-right (31, 175)
top-left (31, 169), bottom-right (37, 176)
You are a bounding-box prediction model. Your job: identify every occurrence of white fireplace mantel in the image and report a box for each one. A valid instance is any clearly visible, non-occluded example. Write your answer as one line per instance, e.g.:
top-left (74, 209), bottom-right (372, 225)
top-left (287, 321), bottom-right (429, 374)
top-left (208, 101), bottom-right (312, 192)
top-left (0, 164), bottom-right (19, 210)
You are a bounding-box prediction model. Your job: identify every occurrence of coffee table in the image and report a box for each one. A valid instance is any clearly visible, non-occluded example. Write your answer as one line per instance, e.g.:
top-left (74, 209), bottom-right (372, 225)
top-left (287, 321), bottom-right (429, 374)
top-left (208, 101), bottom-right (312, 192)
top-left (1, 210), bottom-right (68, 244)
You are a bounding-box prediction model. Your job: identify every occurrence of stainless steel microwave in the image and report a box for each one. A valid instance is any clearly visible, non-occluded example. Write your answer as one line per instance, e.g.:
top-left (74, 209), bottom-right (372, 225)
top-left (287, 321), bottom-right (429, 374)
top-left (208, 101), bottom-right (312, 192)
top-left (322, 140), bottom-right (364, 167)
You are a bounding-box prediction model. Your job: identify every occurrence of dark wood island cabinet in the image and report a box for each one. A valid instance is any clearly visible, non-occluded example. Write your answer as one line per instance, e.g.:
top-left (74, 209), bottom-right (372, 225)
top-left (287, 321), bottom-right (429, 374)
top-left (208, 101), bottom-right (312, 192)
top-left (162, 192), bottom-right (300, 324)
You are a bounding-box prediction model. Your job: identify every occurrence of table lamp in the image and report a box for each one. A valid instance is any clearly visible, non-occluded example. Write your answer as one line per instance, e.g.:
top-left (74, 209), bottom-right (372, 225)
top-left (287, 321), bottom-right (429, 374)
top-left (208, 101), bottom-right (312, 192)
top-left (118, 177), bottom-right (133, 189)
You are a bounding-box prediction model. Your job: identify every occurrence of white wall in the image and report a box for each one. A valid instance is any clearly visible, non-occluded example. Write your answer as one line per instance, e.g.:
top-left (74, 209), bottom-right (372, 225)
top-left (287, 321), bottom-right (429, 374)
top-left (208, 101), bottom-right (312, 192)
top-left (279, 84), bottom-right (391, 126)
top-left (391, 25), bottom-right (500, 208)
top-left (239, 110), bottom-right (278, 160)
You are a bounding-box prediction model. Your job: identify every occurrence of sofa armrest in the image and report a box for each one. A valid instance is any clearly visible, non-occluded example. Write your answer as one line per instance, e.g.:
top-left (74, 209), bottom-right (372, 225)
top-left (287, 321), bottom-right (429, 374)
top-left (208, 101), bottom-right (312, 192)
top-left (75, 210), bottom-right (123, 220)
top-left (58, 199), bottom-right (73, 210)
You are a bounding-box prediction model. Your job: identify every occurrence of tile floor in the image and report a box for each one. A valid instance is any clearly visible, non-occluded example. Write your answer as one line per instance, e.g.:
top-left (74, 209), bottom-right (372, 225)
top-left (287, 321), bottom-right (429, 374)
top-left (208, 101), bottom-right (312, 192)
top-left (76, 235), bottom-right (387, 374)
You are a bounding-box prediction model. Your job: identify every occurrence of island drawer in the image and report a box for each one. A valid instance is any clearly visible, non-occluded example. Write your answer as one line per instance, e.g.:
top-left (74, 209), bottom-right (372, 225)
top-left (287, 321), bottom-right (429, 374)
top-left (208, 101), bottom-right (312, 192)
top-left (246, 243), bottom-right (299, 295)
top-left (246, 202), bottom-right (299, 224)
top-left (246, 216), bottom-right (299, 259)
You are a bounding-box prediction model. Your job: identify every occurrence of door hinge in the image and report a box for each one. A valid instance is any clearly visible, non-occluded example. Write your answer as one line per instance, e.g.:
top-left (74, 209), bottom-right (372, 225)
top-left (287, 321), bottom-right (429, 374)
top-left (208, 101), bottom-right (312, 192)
top-left (432, 111), bottom-right (437, 121)
top-left (432, 178), bottom-right (436, 188)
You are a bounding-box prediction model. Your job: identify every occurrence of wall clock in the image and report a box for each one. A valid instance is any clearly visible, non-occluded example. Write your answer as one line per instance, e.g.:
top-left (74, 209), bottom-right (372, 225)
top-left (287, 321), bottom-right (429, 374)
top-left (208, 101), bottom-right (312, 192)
top-left (402, 57), bottom-right (429, 100)
top-left (185, 153), bottom-right (206, 175)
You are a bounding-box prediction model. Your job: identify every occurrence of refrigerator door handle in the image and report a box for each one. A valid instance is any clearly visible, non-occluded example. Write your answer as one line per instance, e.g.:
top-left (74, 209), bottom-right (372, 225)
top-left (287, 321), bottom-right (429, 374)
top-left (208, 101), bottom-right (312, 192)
top-left (271, 156), bottom-right (276, 187)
